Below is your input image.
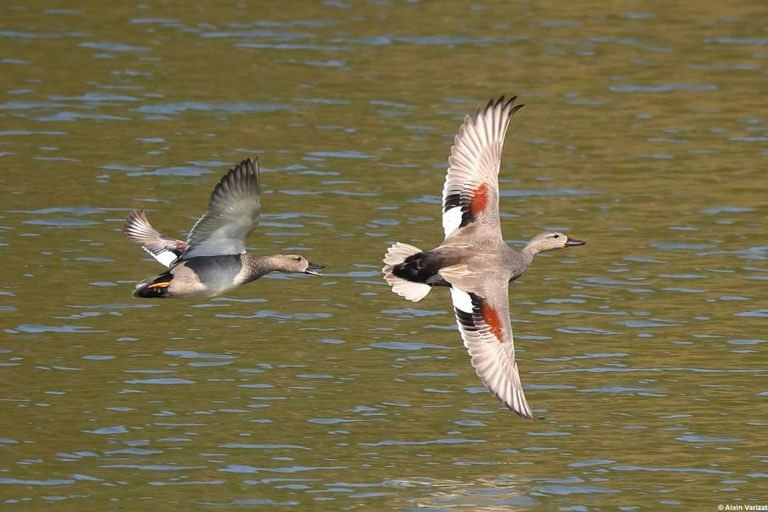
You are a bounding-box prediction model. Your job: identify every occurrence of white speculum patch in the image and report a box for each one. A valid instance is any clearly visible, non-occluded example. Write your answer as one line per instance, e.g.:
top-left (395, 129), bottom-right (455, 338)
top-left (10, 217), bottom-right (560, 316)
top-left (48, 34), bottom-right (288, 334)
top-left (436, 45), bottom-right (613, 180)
top-left (442, 207), bottom-right (463, 237)
top-left (450, 286), bottom-right (474, 313)
top-left (150, 249), bottom-right (178, 268)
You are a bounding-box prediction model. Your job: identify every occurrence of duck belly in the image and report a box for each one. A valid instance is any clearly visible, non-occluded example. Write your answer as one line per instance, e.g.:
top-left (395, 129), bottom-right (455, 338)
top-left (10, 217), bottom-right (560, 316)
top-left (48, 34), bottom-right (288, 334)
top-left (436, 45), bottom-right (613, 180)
top-left (167, 255), bottom-right (244, 298)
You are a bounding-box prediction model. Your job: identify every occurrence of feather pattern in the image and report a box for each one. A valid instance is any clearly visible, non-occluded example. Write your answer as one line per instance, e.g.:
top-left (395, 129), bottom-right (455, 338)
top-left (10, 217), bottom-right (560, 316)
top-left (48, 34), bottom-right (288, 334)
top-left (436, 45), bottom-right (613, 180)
top-left (441, 96), bottom-right (523, 240)
top-left (182, 157), bottom-right (262, 259)
top-left (446, 281), bottom-right (533, 419)
top-left (124, 210), bottom-right (185, 268)
top-left (382, 96), bottom-right (585, 417)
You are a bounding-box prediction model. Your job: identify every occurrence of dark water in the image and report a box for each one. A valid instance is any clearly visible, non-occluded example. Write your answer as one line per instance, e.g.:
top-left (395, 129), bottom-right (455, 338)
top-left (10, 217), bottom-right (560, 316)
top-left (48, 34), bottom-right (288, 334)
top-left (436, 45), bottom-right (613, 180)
top-left (1, 1), bottom-right (767, 509)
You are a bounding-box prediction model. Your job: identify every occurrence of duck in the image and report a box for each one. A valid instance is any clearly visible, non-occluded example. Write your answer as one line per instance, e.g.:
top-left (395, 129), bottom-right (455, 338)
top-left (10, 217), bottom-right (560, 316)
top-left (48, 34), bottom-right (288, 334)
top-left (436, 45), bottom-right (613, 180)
top-left (125, 157), bottom-right (323, 299)
top-left (382, 96), bottom-right (585, 418)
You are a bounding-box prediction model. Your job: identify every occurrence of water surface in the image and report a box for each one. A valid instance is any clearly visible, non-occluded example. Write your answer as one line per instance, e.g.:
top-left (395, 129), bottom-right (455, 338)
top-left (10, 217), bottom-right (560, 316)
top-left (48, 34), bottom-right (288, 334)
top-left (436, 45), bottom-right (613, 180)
top-left (1, 1), bottom-right (767, 509)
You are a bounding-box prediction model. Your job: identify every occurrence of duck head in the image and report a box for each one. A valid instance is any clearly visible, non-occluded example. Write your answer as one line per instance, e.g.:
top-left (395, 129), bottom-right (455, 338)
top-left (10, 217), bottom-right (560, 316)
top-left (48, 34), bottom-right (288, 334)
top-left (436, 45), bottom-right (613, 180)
top-left (525, 231), bottom-right (585, 256)
top-left (278, 254), bottom-right (324, 276)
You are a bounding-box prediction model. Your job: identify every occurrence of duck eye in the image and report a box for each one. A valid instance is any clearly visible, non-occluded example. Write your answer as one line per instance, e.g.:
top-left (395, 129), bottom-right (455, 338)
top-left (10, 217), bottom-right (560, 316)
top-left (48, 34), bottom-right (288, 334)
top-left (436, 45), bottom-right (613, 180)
top-left (553, 234), bottom-right (560, 239)
top-left (295, 256), bottom-right (301, 261)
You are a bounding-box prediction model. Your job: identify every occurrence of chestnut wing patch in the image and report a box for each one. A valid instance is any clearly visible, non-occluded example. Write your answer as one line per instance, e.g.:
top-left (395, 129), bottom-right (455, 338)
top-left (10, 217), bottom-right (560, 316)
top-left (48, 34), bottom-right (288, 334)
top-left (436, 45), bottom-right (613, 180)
top-left (452, 288), bottom-right (506, 344)
top-left (442, 183), bottom-right (491, 233)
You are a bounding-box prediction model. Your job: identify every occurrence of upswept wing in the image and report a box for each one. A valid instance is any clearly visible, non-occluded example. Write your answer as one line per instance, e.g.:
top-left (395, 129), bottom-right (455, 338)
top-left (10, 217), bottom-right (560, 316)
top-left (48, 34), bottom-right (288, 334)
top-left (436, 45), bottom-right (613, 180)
top-left (124, 210), bottom-right (186, 268)
top-left (182, 157), bottom-right (262, 259)
top-left (440, 265), bottom-right (533, 418)
top-left (441, 96), bottom-right (522, 242)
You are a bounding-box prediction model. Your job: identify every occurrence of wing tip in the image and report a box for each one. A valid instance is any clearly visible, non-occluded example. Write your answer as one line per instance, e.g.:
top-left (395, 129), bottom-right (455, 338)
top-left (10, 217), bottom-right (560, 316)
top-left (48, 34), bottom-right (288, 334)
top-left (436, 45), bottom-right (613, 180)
top-left (476, 95), bottom-right (524, 121)
top-left (501, 382), bottom-right (535, 419)
top-left (124, 209), bottom-right (155, 242)
top-left (226, 155), bottom-right (260, 179)
top-left (508, 402), bottom-right (536, 420)
top-left (237, 155), bottom-right (259, 176)
top-left (485, 366), bottom-right (535, 419)
top-left (212, 156), bottom-right (262, 203)
top-left (446, 93), bottom-right (524, 172)
top-left (124, 208), bottom-right (145, 230)
top-left (474, 360), bottom-right (536, 420)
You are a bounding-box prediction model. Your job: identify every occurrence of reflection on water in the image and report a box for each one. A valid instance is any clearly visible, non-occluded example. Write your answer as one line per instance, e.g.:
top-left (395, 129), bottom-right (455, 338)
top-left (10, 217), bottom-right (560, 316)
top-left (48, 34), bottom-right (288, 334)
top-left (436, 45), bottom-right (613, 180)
top-left (2, 0), bottom-right (768, 509)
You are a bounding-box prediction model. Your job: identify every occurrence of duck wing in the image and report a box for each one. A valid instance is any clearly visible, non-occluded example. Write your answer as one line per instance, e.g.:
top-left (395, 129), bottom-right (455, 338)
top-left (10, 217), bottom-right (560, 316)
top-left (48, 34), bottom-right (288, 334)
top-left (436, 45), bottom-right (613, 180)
top-left (439, 264), bottom-right (533, 418)
top-left (441, 96), bottom-right (522, 243)
top-left (182, 157), bottom-right (262, 259)
top-left (124, 210), bottom-right (186, 268)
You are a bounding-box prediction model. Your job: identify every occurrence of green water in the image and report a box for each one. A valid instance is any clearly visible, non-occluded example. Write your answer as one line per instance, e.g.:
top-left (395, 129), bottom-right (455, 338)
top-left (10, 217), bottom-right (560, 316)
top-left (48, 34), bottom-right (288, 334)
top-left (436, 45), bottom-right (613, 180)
top-left (1, 1), bottom-right (767, 509)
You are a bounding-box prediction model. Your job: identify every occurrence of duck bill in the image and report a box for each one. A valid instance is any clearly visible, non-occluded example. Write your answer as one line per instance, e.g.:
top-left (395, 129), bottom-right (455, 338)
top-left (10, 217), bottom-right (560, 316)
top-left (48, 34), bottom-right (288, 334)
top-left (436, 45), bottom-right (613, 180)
top-left (565, 237), bottom-right (586, 247)
top-left (305, 263), bottom-right (324, 276)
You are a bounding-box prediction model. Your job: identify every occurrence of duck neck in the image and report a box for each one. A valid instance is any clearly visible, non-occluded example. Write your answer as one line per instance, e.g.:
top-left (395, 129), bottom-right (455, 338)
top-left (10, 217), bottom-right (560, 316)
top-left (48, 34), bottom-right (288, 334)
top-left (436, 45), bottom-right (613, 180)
top-left (241, 253), bottom-right (272, 283)
top-left (519, 244), bottom-right (536, 267)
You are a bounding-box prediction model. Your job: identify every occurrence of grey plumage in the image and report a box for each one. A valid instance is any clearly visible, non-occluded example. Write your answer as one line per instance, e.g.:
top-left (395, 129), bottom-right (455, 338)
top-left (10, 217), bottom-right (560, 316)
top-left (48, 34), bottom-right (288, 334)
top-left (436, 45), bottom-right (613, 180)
top-left (125, 157), bottom-right (323, 299)
top-left (383, 96), bottom-right (585, 418)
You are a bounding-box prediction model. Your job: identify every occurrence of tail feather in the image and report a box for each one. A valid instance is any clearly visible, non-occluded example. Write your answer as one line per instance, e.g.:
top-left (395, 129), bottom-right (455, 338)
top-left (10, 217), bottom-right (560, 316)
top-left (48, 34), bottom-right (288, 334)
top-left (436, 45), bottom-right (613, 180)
top-left (382, 242), bottom-right (431, 302)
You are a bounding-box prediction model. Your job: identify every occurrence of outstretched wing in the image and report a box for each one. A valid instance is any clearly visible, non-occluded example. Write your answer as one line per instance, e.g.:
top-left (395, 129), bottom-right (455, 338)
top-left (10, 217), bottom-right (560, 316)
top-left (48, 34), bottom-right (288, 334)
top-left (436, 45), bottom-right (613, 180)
top-left (440, 265), bottom-right (533, 418)
top-left (182, 157), bottom-right (262, 259)
top-left (441, 96), bottom-right (522, 242)
top-left (124, 210), bottom-right (185, 268)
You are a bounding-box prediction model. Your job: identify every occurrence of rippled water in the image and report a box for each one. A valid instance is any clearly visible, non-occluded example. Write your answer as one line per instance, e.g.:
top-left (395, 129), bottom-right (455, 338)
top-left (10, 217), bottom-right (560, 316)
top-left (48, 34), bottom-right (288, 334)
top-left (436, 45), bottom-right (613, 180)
top-left (2, 1), bottom-right (767, 509)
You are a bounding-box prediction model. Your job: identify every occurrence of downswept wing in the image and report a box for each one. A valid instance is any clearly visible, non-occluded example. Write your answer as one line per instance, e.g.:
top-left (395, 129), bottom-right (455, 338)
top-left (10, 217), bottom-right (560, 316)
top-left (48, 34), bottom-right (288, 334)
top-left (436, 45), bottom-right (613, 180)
top-left (182, 157), bottom-right (262, 259)
top-left (124, 210), bottom-right (186, 268)
top-left (440, 265), bottom-right (533, 418)
top-left (441, 96), bottom-right (523, 242)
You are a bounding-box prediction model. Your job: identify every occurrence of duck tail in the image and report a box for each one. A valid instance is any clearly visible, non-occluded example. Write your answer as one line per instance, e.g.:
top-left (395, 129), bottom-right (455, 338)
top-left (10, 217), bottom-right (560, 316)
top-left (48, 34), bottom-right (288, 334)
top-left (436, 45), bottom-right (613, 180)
top-left (133, 273), bottom-right (173, 299)
top-left (382, 242), bottom-right (431, 302)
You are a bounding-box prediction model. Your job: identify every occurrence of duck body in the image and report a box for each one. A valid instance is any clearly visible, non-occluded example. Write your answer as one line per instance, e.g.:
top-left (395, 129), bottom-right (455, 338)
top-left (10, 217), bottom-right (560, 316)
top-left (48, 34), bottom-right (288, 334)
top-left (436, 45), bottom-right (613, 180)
top-left (390, 239), bottom-right (530, 289)
top-left (125, 158), bottom-right (323, 299)
top-left (134, 254), bottom-right (248, 299)
top-left (382, 96), bottom-right (585, 418)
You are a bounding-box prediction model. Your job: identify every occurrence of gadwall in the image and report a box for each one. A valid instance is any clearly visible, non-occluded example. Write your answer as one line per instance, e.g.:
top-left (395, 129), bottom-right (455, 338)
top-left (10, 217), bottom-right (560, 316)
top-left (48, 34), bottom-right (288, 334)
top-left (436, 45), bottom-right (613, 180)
top-left (382, 96), bottom-right (585, 418)
top-left (125, 157), bottom-right (323, 298)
